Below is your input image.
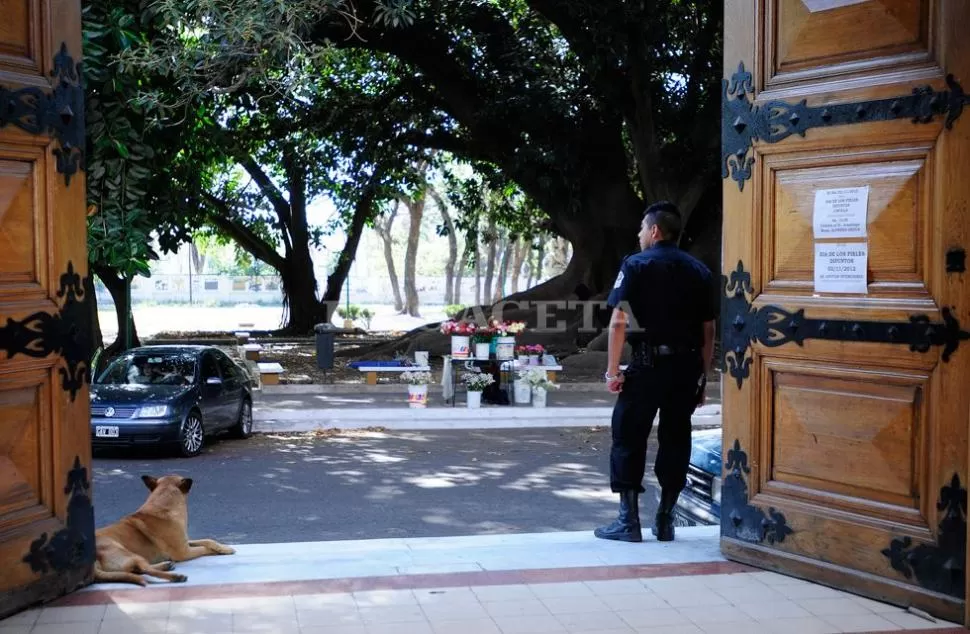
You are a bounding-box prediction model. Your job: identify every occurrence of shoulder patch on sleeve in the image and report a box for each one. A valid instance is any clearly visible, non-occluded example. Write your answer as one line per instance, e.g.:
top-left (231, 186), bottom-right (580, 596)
top-left (613, 270), bottom-right (625, 289)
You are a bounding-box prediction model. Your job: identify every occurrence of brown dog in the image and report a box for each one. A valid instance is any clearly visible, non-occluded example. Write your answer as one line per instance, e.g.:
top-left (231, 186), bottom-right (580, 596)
top-left (94, 475), bottom-right (235, 586)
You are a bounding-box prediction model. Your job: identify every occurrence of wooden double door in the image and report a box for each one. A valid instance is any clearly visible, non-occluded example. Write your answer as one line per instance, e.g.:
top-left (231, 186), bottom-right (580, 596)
top-left (0, 0), bottom-right (93, 619)
top-left (722, 0), bottom-right (970, 625)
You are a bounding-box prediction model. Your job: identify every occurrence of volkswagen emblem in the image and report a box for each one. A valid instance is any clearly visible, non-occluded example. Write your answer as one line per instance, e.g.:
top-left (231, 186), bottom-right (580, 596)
top-left (104, 407), bottom-right (115, 418)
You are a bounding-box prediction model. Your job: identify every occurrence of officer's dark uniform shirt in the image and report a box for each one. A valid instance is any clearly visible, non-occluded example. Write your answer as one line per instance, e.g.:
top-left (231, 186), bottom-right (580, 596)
top-left (606, 241), bottom-right (717, 349)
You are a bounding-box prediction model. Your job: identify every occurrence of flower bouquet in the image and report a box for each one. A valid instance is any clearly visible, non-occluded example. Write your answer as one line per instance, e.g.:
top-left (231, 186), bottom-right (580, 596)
top-left (461, 370), bottom-right (495, 409)
top-left (400, 370), bottom-right (433, 385)
top-left (441, 320), bottom-right (476, 358)
top-left (518, 367), bottom-right (558, 408)
top-left (491, 320), bottom-right (525, 360)
top-left (471, 329), bottom-right (495, 359)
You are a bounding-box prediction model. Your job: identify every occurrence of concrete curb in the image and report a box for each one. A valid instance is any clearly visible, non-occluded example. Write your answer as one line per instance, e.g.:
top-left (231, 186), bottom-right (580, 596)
top-left (261, 382), bottom-right (612, 394)
top-left (261, 381), bottom-right (723, 395)
top-left (252, 404), bottom-right (722, 432)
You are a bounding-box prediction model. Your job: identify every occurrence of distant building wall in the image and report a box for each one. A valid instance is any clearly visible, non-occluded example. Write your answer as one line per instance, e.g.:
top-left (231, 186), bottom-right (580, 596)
top-left (95, 274), bottom-right (512, 307)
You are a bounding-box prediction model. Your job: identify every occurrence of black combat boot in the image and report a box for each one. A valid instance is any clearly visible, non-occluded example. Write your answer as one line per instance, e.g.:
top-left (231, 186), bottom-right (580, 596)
top-left (594, 490), bottom-right (642, 542)
top-left (652, 489), bottom-right (678, 542)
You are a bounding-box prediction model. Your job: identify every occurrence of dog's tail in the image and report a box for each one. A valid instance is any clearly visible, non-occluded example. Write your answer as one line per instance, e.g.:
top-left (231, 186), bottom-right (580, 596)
top-left (94, 564), bottom-right (146, 587)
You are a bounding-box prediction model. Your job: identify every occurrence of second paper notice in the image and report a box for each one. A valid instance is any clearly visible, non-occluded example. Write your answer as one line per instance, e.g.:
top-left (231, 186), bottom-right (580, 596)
top-left (814, 243), bottom-right (868, 294)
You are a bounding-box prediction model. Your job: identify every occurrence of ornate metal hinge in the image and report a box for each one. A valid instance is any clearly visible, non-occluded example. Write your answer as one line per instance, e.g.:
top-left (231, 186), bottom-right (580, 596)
top-left (22, 456), bottom-right (95, 575)
top-left (722, 439), bottom-right (794, 545)
top-left (882, 473), bottom-right (966, 598)
top-left (722, 61), bottom-right (969, 191)
top-left (721, 261), bottom-right (970, 389)
top-left (0, 43), bottom-right (84, 186)
top-left (0, 262), bottom-right (93, 400)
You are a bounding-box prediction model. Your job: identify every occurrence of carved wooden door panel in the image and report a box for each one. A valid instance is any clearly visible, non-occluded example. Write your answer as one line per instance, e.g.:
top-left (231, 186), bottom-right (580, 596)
top-left (0, 0), bottom-right (93, 619)
top-left (721, 0), bottom-right (970, 624)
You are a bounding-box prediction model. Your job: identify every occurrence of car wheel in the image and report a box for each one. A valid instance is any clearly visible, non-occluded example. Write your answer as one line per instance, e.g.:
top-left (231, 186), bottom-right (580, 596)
top-left (178, 411), bottom-right (205, 457)
top-left (230, 399), bottom-right (253, 439)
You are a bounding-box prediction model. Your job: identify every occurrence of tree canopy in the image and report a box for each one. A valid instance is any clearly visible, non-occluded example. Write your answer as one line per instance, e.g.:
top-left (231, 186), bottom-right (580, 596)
top-left (84, 0), bottom-right (723, 336)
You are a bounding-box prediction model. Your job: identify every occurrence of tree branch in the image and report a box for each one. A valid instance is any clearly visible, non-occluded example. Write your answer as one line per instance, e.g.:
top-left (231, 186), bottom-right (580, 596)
top-left (201, 191), bottom-right (286, 271)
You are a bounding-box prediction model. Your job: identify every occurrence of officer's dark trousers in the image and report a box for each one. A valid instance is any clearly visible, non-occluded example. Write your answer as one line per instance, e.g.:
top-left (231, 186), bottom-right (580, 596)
top-left (609, 355), bottom-right (700, 495)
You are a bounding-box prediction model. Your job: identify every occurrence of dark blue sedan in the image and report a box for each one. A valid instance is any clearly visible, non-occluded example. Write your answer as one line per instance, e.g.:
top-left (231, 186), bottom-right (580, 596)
top-left (90, 345), bottom-right (254, 457)
top-left (670, 428), bottom-right (722, 526)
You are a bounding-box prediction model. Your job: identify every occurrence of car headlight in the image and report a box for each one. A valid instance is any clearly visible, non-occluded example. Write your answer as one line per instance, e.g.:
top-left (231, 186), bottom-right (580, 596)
top-left (712, 476), bottom-right (722, 504)
top-left (136, 405), bottom-right (170, 418)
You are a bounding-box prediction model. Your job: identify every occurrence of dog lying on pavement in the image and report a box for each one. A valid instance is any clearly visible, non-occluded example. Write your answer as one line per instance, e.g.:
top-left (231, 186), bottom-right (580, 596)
top-left (94, 475), bottom-right (235, 586)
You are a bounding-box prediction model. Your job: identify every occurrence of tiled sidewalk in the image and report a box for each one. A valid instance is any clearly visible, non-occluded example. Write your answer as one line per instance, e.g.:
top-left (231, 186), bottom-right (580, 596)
top-left (0, 528), bottom-right (962, 634)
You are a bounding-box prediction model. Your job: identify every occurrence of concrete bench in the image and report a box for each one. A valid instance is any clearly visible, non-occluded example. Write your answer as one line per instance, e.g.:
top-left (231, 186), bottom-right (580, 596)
top-left (258, 362), bottom-right (284, 385)
top-left (356, 365), bottom-right (431, 385)
top-left (243, 343), bottom-right (263, 361)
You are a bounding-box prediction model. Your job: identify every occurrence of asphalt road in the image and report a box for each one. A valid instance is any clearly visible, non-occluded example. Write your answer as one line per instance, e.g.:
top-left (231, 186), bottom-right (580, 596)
top-left (92, 428), bottom-right (664, 544)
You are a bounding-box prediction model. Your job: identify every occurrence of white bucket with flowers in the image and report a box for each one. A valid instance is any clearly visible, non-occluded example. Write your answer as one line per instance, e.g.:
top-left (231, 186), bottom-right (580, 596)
top-left (461, 370), bottom-right (495, 409)
top-left (519, 367), bottom-right (559, 408)
top-left (400, 370), bottom-right (433, 408)
top-left (441, 320), bottom-right (476, 359)
top-left (491, 320), bottom-right (526, 360)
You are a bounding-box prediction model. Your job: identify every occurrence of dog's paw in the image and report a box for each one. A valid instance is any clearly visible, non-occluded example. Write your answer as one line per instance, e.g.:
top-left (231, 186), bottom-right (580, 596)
top-left (157, 561), bottom-right (175, 571)
top-left (171, 574), bottom-right (188, 583)
top-left (219, 546), bottom-right (236, 555)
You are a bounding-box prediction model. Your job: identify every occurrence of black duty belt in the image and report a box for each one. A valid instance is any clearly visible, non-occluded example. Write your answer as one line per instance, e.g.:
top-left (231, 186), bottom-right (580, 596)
top-left (630, 343), bottom-right (698, 366)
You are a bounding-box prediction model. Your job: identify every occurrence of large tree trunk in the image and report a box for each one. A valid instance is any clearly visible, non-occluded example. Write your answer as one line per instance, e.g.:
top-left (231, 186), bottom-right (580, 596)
top-left (279, 253), bottom-right (327, 334)
top-left (524, 245), bottom-right (534, 290)
top-left (402, 194), bottom-right (425, 318)
top-left (494, 237), bottom-right (512, 303)
top-left (430, 187), bottom-right (458, 305)
top-left (190, 242), bottom-right (206, 273)
top-left (87, 272), bottom-right (105, 374)
top-left (93, 264), bottom-right (140, 357)
top-left (455, 239), bottom-right (471, 306)
top-left (535, 240), bottom-right (546, 283)
top-left (474, 242), bottom-right (482, 306)
top-left (375, 203), bottom-right (404, 312)
top-left (322, 182), bottom-right (378, 320)
top-left (510, 239), bottom-right (526, 294)
top-left (483, 220), bottom-right (497, 302)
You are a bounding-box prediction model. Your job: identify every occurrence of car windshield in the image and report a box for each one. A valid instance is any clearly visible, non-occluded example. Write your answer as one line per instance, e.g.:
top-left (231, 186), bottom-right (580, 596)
top-left (97, 352), bottom-right (197, 386)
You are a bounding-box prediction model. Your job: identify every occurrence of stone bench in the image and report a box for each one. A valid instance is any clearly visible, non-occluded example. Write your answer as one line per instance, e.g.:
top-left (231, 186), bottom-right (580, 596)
top-left (258, 362), bottom-right (284, 386)
top-left (356, 365), bottom-right (431, 385)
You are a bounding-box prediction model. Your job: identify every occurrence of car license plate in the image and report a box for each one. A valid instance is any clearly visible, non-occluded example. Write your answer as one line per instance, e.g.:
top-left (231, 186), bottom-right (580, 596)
top-left (95, 426), bottom-right (119, 438)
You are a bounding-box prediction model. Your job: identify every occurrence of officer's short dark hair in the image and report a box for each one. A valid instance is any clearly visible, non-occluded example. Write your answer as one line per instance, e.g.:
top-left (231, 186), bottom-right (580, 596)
top-left (643, 201), bottom-right (682, 241)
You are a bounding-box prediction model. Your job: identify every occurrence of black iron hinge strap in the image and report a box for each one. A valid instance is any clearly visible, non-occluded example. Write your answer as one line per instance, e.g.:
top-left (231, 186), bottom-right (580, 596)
top-left (722, 61), bottom-right (969, 191)
top-left (0, 43), bottom-right (84, 186)
top-left (720, 261), bottom-right (970, 389)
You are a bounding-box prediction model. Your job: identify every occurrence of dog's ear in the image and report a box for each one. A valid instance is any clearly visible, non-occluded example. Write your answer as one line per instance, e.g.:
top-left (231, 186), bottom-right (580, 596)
top-left (141, 475), bottom-right (158, 491)
top-left (178, 478), bottom-right (193, 494)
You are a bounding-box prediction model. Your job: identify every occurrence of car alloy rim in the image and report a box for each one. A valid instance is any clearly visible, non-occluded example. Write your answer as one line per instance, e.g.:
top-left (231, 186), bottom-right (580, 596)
top-left (183, 416), bottom-right (203, 453)
top-left (243, 404), bottom-right (252, 433)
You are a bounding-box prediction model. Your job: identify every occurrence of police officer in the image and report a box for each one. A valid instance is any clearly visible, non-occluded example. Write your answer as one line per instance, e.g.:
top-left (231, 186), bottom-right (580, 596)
top-left (594, 201), bottom-right (716, 543)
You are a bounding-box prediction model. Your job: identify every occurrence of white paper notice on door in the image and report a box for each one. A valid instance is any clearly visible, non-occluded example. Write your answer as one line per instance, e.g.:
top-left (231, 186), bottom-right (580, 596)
top-left (813, 186), bottom-right (869, 239)
top-left (814, 243), bottom-right (868, 294)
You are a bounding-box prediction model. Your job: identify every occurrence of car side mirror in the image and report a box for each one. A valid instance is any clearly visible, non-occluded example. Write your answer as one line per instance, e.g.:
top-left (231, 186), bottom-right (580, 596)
top-left (206, 377), bottom-right (223, 385)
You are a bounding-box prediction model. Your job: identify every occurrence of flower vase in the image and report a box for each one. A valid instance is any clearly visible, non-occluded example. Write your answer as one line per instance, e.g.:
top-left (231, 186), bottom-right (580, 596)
top-left (475, 342), bottom-right (491, 359)
top-left (495, 336), bottom-right (515, 360)
top-left (514, 380), bottom-right (531, 404)
top-left (407, 384), bottom-right (428, 408)
top-left (467, 390), bottom-right (482, 409)
top-left (532, 387), bottom-right (547, 408)
top-left (528, 354), bottom-right (540, 365)
top-left (451, 335), bottom-right (470, 359)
